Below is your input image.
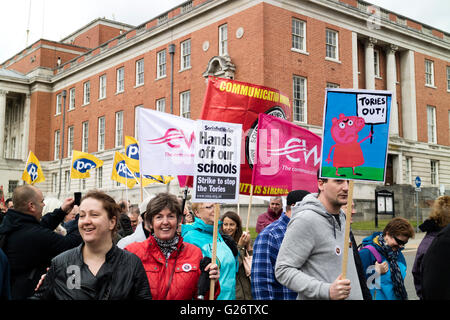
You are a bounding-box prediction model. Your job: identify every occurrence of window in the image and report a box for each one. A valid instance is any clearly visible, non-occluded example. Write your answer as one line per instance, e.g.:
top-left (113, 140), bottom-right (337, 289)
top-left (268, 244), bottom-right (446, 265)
top-left (157, 50), bottom-right (166, 78)
top-left (293, 76), bottom-right (307, 122)
top-left (82, 121), bottom-right (89, 153)
top-left (8, 180), bottom-right (18, 194)
top-left (67, 126), bottom-right (74, 157)
top-left (10, 137), bottom-right (16, 159)
top-left (156, 98), bottom-right (166, 112)
top-left (97, 167), bottom-right (103, 188)
top-left (54, 130), bottom-right (60, 160)
top-left (99, 74), bottom-right (107, 99)
top-left (431, 160), bottom-right (439, 185)
top-left (180, 91), bottom-right (190, 118)
top-left (117, 67), bottom-right (124, 93)
top-left (134, 105), bottom-right (142, 137)
top-left (51, 173), bottom-right (58, 193)
top-left (69, 88), bottom-right (75, 110)
top-left (83, 81), bottom-right (90, 105)
top-left (98, 116), bottom-right (105, 151)
top-left (374, 49), bottom-right (380, 77)
top-left (326, 82), bottom-right (340, 88)
top-left (447, 66), bottom-right (450, 91)
top-left (136, 59), bottom-right (144, 86)
top-left (219, 24), bottom-right (228, 56)
top-left (181, 39), bottom-right (191, 70)
top-left (325, 29), bottom-right (338, 60)
top-left (115, 111), bottom-right (123, 147)
top-left (425, 59), bottom-right (434, 86)
top-left (292, 18), bottom-right (306, 52)
top-left (65, 170), bottom-right (71, 192)
top-left (56, 94), bottom-right (62, 115)
top-left (427, 105), bottom-right (436, 143)
top-left (405, 157), bottom-right (412, 185)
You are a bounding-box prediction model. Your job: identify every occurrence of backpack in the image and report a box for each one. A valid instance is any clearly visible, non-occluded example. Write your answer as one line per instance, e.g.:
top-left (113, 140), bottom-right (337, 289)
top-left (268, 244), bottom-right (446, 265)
top-left (359, 244), bottom-right (382, 263)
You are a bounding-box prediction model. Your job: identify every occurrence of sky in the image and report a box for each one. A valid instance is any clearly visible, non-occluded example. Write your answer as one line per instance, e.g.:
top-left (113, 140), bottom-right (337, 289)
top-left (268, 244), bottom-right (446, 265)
top-left (0, 0), bottom-right (449, 65)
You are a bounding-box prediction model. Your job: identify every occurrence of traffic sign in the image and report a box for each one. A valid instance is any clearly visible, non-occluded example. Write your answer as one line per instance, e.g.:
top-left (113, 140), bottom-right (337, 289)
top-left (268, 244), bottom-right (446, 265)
top-left (415, 176), bottom-right (421, 188)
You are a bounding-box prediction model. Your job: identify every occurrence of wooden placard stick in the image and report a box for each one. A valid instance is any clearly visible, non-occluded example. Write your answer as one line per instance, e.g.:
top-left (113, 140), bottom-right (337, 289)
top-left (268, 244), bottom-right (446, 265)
top-left (209, 203), bottom-right (220, 300)
top-left (341, 180), bottom-right (354, 279)
top-left (245, 184), bottom-right (254, 232)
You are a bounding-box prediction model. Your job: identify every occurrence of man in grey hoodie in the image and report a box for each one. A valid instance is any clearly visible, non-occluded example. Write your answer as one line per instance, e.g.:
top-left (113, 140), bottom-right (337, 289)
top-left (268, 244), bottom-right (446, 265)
top-left (275, 178), bottom-right (363, 300)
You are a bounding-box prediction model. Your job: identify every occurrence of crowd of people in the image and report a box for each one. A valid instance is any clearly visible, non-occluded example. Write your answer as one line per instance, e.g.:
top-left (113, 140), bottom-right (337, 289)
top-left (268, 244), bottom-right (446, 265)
top-left (0, 177), bottom-right (449, 300)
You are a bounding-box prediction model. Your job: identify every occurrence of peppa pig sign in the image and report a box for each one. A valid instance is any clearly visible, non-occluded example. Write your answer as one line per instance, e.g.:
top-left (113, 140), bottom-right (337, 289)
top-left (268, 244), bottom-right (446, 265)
top-left (320, 88), bottom-right (392, 182)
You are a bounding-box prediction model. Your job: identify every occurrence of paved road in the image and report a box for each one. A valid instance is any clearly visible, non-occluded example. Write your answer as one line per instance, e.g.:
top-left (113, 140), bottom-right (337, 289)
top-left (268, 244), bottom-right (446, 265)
top-left (354, 232), bottom-right (423, 300)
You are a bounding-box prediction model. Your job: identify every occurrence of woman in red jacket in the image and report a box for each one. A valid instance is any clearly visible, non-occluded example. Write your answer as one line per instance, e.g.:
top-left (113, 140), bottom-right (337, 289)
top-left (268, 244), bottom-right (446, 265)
top-left (125, 192), bottom-right (220, 300)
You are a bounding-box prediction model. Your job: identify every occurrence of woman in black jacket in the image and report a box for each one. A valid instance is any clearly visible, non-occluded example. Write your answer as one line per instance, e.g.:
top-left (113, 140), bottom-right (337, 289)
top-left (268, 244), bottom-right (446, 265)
top-left (34, 190), bottom-right (151, 300)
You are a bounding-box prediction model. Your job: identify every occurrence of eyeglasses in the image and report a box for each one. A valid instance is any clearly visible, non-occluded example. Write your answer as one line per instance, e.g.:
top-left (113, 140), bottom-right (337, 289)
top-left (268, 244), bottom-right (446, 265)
top-left (393, 235), bottom-right (408, 246)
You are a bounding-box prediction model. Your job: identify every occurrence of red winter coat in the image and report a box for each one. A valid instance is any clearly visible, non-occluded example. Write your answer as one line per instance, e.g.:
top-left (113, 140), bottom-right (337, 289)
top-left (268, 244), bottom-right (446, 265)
top-left (125, 235), bottom-right (219, 300)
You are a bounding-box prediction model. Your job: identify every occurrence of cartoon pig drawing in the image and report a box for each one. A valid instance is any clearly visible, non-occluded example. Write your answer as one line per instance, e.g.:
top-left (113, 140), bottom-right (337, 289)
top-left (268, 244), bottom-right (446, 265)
top-left (325, 113), bottom-right (372, 176)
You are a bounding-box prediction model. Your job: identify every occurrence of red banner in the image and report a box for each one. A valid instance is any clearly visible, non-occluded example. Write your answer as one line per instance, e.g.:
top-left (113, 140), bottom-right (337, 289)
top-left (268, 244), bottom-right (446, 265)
top-left (252, 114), bottom-right (321, 195)
top-left (200, 77), bottom-right (291, 196)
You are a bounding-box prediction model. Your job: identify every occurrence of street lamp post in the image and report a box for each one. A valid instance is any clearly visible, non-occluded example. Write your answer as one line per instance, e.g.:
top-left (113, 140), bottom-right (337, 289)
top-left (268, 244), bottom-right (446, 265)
top-left (168, 44), bottom-right (175, 114)
top-left (57, 90), bottom-right (67, 199)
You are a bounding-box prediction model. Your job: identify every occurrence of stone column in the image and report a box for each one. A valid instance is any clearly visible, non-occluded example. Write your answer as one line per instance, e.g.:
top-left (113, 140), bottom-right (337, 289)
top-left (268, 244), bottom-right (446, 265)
top-left (364, 37), bottom-right (377, 89)
top-left (0, 90), bottom-right (8, 159)
top-left (400, 50), bottom-right (418, 141)
top-left (386, 44), bottom-right (399, 136)
top-left (22, 93), bottom-right (31, 160)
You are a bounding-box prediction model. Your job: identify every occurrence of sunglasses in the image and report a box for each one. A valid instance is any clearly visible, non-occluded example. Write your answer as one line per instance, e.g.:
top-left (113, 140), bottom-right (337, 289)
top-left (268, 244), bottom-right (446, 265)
top-left (393, 235), bottom-right (408, 246)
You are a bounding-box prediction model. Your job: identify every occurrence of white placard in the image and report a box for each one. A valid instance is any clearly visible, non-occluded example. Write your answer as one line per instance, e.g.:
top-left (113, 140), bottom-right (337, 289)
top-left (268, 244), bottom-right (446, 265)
top-left (356, 93), bottom-right (388, 124)
top-left (193, 120), bottom-right (242, 203)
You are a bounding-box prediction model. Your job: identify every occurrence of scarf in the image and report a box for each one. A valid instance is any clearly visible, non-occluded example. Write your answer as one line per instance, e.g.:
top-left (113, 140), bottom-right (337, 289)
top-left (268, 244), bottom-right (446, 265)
top-left (377, 235), bottom-right (408, 300)
top-left (153, 234), bottom-right (179, 259)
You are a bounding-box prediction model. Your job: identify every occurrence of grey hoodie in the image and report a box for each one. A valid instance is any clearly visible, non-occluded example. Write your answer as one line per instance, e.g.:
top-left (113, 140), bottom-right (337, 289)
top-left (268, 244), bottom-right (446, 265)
top-left (275, 193), bottom-right (363, 300)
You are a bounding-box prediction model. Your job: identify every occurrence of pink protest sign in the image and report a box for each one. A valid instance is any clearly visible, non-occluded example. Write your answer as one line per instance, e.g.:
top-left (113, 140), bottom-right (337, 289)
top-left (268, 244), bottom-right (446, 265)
top-left (252, 113), bottom-right (321, 195)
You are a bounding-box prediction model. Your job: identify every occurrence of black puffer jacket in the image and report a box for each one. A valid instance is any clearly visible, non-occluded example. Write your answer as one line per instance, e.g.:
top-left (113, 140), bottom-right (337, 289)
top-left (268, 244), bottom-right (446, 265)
top-left (33, 244), bottom-right (152, 300)
top-left (0, 208), bottom-right (82, 299)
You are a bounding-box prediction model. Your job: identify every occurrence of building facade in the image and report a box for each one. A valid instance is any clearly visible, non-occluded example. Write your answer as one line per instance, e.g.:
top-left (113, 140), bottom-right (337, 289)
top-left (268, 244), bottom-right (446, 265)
top-left (0, 0), bottom-right (449, 219)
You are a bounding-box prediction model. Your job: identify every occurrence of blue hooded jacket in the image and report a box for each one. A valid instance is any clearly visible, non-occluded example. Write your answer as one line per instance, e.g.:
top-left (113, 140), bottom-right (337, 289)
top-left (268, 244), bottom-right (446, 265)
top-left (181, 219), bottom-right (238, 300)
top-left (359, 232), bottom-right (407, 300)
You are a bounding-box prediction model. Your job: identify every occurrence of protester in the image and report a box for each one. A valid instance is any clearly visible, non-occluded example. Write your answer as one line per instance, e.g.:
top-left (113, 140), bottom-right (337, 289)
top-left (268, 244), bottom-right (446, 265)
top-left (0, 185), bottom-right (83, 299)
top-left (341, 201), bottom-right (372, 300)
top-left (220, 211), bottom-right (252, 300)
top-left (0, 198), bottom-right (12, 224)
top-left (117, 199), bottom-right (133, 238)
top-left (421, 223), bottom-right (450, 300)
top-left (412, 195), bottom-right (450, 299)
top-left (275, 178), bottom-right (363, 300)
top-left (117, 197), bottom-right (153, 249)
top-left (125, 193), bottom-right (220, 300)
top-left (252, 190), bottom-right (309, 300)
top-left (0, 248), bottom-right (11, 300)
top-left (182, 200), bottom-right (195, 224)
top-left (127, 205), bottom-right (140, 232)
top-left (359, 217), bottom-right (414, 300)
top-left (42, 198), bottom-right (67, 236)
top-left (0, 204), bottom-right (6, 225)
top-left (62, 205), bottom-right (78, 229)
top-left (255, 196), bottom-right (283, 233)
top-left (33, 190), bottom-right (151, 300)
top-left (5, 198), bottom-right (13, 209)
top-left (182, 202), bottom-right (238, 300)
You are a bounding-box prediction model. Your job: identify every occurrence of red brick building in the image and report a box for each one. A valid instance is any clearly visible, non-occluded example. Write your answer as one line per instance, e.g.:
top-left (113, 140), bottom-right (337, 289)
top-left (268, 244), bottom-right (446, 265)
top-left (0, 0), bottom-right (449, 218)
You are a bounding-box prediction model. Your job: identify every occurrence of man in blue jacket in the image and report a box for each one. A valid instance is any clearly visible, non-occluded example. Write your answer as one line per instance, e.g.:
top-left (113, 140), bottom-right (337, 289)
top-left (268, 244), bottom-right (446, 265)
top-left (0, 185), bottom-right (82, 299)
